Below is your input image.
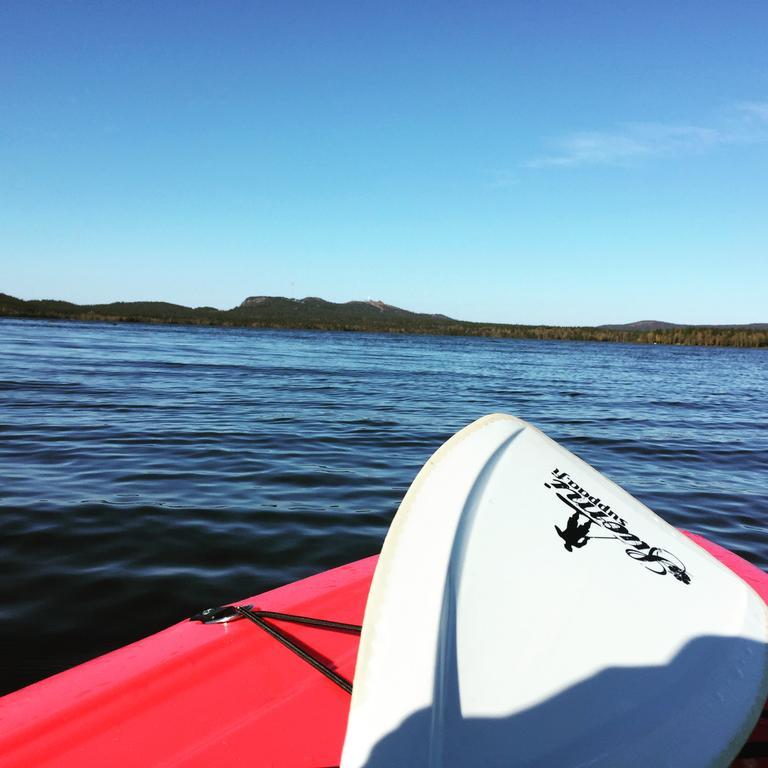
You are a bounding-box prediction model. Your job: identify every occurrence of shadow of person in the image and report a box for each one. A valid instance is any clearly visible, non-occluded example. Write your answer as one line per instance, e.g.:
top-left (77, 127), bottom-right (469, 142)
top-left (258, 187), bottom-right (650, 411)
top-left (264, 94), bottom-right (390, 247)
top-left (359, 633), bottom-right (767, 767)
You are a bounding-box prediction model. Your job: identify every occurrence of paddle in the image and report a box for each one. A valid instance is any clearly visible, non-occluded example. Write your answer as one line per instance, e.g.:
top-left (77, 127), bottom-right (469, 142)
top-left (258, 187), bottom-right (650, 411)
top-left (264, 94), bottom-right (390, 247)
top-left (342, 414), bottom-right (768, 768)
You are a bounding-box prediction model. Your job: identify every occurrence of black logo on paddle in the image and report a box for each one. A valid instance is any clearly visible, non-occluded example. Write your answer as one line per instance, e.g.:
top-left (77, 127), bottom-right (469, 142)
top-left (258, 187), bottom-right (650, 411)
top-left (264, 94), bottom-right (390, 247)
top-left (546, 469), bottom-right (691, 585)
top-left (555, 512), bottom-right (593, 552)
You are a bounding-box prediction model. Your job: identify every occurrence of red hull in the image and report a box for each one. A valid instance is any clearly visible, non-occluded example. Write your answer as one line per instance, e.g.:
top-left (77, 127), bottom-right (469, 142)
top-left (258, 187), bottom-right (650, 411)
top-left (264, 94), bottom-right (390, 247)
top-left (0, 535), bottom-right (766, 767)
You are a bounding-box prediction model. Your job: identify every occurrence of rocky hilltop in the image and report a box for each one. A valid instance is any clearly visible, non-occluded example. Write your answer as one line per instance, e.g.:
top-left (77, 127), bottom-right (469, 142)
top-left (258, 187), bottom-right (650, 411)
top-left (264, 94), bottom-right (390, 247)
top-left (238, 295), bottom-right (454, 325)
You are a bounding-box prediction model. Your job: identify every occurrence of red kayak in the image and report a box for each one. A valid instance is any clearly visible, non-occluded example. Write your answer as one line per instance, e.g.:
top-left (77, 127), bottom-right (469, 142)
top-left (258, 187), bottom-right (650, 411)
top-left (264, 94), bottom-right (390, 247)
top-left (1, 532), bottom-right (767, 767)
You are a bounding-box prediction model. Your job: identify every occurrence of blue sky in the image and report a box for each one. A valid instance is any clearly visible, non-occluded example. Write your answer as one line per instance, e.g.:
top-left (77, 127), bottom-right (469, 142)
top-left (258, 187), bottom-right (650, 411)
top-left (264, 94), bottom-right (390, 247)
top-left (1, 1), bottom-right (766, 325)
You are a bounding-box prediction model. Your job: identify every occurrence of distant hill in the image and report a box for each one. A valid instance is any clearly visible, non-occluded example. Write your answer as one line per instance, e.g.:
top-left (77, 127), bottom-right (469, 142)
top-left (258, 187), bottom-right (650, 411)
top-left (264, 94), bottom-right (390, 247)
top-left (235, 296), bottom-right (457, 330)
top-left (599, 320), bottom-right (683, 331)
top-left (1, 292), bottom-right (766, 348)
top-left (601, 320), bottom-right (768, 331)
top-left (0, 292), bottom-right (462, 334)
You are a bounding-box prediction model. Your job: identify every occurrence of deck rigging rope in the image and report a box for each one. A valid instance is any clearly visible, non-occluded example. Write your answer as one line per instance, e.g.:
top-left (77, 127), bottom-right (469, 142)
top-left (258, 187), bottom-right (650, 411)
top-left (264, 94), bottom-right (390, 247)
top-left (234, 606), bottom-right (359, 693)
top-left (192, 604), bottom-right (361, 694)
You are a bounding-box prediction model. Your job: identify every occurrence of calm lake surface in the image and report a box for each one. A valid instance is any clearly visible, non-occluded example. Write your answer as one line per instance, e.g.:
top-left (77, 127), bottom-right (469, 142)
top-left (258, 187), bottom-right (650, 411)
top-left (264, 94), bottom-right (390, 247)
top-left (1, 318), bottom-right (767, 695)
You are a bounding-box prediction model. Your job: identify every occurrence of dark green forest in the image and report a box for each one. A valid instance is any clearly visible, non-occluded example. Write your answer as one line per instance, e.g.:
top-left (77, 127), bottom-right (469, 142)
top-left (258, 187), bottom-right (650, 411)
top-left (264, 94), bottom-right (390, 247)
top-left (1, 293), bottom-right (766, 348)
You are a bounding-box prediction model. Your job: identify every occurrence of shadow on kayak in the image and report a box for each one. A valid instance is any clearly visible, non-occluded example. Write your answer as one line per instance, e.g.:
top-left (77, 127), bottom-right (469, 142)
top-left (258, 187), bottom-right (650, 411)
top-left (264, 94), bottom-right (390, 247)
top-left (359, 634), bottom-right (768, 767)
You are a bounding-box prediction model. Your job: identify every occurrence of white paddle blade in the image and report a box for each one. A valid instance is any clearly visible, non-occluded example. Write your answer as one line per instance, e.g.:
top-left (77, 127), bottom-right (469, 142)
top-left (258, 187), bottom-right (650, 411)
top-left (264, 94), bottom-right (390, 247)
top-left (342, 414), bottom-right (768, 768)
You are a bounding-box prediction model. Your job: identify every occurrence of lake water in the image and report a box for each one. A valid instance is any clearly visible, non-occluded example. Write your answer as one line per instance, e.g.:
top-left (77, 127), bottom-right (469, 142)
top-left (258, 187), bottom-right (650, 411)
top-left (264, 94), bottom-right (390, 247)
top-left (1, 318), bottom-right (767, 695)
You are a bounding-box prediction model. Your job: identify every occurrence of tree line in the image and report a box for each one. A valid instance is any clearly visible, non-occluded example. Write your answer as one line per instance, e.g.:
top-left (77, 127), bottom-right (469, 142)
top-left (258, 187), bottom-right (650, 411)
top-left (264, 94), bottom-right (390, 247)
top-left (1, 293), bottom-right (765, 348)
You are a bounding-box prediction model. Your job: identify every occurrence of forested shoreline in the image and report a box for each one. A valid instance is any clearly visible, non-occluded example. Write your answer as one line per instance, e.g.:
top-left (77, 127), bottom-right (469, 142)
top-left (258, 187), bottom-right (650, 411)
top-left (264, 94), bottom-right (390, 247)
top-left (1, 293), bottom-right (765, 348)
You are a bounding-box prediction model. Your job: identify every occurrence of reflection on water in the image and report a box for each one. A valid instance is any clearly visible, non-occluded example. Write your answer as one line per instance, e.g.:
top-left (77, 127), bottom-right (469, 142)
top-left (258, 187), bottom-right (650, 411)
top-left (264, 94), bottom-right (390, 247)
top-left (1, 318), bottom-right (766, 694)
